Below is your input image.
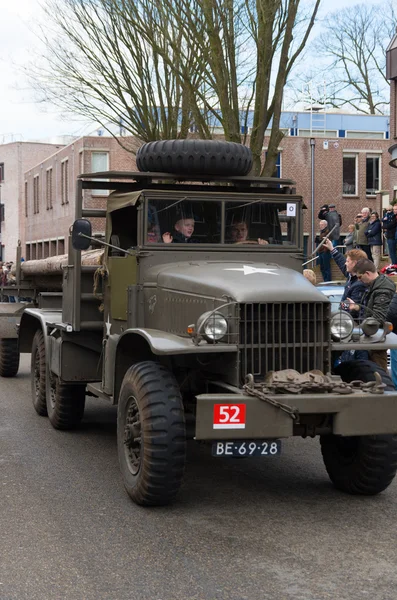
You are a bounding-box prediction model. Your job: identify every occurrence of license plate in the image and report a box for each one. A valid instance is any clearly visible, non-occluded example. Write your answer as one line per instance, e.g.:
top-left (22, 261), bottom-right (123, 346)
top-left (211, 440), bottom-right (281, 457)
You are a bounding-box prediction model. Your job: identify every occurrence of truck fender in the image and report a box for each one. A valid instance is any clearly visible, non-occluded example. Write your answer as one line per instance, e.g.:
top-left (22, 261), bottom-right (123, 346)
top-left (110, 328), bottom-right (237, 403)
top-left (19, 310), bottom-right (48, 353)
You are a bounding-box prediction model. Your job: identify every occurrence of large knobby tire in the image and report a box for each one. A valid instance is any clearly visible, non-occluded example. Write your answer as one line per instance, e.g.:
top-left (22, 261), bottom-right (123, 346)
top-left (47, 373), bottom-right (86, 430)
top-left (0, 338), bottom-right (19, 377)
top-left (117, 361), bottom-right (186, 506)
top-left (136, 139), bottom-right (253, 176)
top-left (321, 360), bottom-right (397, 495)
top-left (31, 330), bottom-right (47, 416)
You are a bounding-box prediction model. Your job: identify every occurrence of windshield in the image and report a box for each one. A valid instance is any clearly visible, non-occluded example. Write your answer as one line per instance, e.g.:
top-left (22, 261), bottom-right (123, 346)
top-left (145, 197), bottom-right (298, 246)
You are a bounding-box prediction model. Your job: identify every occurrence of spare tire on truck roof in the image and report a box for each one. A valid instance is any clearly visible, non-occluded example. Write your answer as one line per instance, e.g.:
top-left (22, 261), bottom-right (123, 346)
top-left (136, 139), bottom-right (253, 176)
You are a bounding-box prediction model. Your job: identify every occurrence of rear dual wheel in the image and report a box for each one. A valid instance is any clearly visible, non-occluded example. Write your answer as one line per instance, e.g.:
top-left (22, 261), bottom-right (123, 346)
top-left (31, 329), bottom-right (85, 428)
top-left (0, 338), bottom-right (20, 377)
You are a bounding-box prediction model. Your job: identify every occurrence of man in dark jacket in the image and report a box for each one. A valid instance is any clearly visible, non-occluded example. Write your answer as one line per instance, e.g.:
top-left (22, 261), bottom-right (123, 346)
top-left (346, 258), bottom-right (396, 370)
top-left (382, 205), bottom-right (397, 265)
top-left (323, 239), bottom-right (367, 307)
top-left (325, 204), bottom-right (341, 246)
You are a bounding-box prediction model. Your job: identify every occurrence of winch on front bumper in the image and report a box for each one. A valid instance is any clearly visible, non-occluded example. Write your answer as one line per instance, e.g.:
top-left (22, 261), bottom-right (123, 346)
top-left (195, 369), bottom-right (397, 439)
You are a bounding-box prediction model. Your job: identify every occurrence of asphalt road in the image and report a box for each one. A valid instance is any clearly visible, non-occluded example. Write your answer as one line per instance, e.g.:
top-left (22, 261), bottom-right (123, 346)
top-left (1, 356), bottom-right (397, 600)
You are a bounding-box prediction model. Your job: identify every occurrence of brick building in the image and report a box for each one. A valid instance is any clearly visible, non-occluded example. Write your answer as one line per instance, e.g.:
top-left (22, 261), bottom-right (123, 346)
top-left (0, 141), bottom-right (65, 261)
top-left (23, 135), bottom-right (136, 259)
top-left (261, 111), bottom-right (391, 251)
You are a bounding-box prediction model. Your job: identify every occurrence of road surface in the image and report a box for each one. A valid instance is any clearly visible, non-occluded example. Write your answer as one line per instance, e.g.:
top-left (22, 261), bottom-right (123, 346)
top-left (1, 355), bottom-right (397, 600)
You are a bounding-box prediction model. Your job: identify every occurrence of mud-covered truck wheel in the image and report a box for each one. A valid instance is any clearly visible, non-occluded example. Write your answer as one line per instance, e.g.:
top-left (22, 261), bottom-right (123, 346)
top-left (117, 361), bottom-right (186, 506)
top-left (47, 374), bottom-right (86, 430)
top-left (136, 139), bottom-right (253, 176)
top-left (31, 330), bottom-right (47, 416)
top-left (0, 338), bottom-right (19, 378)
top-left (321, 360), bottom-right (397, 495)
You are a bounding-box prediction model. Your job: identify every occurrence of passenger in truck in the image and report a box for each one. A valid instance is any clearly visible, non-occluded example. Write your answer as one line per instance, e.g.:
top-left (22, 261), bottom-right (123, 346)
top-left (162, 217), bottom-right (199, 243)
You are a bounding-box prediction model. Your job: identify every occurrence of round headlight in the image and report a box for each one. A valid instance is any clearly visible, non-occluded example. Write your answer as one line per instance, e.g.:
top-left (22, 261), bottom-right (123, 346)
top-left (197, 311), bottom-right (228, 342)
top-left (330, 311), bottom-right (354, 341)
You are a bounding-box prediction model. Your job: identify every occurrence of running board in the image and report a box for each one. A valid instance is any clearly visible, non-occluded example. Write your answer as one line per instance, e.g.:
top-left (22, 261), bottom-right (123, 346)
top-left (86, 382), bottom-right (114, 403)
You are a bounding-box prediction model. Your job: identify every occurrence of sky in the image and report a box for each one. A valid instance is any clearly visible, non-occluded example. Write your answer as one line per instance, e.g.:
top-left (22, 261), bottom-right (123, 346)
top-left (0, 0), bottom-right (386, 143)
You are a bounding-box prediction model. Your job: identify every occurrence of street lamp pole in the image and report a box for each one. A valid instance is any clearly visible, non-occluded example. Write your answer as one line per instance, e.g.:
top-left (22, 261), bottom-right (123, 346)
top-left (310, 138), bottom-right (316, 252)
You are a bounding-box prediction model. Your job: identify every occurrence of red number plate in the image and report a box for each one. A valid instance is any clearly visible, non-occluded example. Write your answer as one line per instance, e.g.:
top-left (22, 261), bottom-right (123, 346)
top-left (213, 404), bottom-right (246, 429)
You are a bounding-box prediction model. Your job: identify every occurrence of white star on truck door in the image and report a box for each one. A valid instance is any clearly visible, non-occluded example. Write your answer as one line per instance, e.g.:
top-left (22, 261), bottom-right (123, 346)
top-left (224, 266), bottom-right (279, 276)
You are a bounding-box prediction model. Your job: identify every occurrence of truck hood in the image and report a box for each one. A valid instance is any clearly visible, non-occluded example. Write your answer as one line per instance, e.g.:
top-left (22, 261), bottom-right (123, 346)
top-left (145, 261), bottom-right (328, 303)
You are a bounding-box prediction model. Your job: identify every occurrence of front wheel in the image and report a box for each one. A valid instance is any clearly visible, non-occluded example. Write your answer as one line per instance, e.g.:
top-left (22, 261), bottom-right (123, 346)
top-left (322, 359), bottom-right (397, 495)
top-left (117, 361), bottom-right (186, 506)
top-left (320, 434), bottom-right (397, 495)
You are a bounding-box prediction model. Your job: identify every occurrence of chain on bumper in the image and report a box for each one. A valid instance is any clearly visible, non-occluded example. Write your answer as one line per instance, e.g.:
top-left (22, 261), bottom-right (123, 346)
top-left (243, 370), bottom-right (387, 423)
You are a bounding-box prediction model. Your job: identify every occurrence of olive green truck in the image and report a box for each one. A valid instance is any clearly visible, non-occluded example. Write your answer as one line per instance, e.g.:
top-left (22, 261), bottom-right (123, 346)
top-left (1, 140), bottom-right (397, 506)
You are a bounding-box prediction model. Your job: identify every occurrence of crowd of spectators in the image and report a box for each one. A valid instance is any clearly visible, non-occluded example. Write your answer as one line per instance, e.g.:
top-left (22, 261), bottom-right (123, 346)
top-left (316, 203), bottom-right (387, 282)
top-left (314, 205), bottom-right (397, 385)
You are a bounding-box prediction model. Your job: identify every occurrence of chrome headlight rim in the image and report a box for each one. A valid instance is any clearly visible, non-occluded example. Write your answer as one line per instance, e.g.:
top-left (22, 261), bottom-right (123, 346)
top-left (330, 310), bottom-right (354, 341)
top-left (196, 310), bottom-right (228, 343)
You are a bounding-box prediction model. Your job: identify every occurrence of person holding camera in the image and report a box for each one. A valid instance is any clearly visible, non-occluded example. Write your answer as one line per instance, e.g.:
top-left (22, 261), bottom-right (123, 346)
top-left (323, 238), bottom-right (367, 311)
top-left (382, 204), bottom-right (397, 265)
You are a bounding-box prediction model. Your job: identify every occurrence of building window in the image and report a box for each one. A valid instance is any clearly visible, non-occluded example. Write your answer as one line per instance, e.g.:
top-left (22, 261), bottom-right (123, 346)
top-left (366, 155), bottom-right (380, 195)
top-left (264, 151), bottom-right (282, 178)
top-left (343, 155), bottom-right (357, 195)
top-left (33, 175), bottom-right (40, 214)
top-left (79, 151), bottom-right (84, 175)
top-left (24, 181), bottom-right (28, 217)
top-left (61, 159), bottom-right (69, 205)
top-left (46, 168), bottom-right (53, 209)
top-left (297, 129), bottom-right (338, 138)
top-left (0, 163), bottom-right (4, 182)
top-left (91, 151), bottom-right (109, 196)
top-left (345, 131), bottom-right (385, 140)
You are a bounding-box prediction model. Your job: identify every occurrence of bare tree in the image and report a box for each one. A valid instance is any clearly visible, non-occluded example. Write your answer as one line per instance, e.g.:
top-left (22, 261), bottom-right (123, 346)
top-left (141, 0), bottom-right (321, 174)
top-left (27, 0), bottom-right (210, 150)
top-left (28, 0), bottom-right (321, 174)
top-left (298, 2), bottom-right (397, 115)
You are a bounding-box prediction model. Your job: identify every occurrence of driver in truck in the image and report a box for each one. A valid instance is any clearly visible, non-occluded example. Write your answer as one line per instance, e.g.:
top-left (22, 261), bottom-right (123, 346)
top-left (229, 220), bottom-right (269, 245)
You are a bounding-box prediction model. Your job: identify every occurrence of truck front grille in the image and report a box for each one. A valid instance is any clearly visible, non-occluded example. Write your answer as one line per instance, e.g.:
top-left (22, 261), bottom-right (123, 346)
top-left (239, 302), bottom-right (329, 381)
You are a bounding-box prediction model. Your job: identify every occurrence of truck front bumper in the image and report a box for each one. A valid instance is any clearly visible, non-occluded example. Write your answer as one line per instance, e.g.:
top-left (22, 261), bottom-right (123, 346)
top-left (195, 391), bottom-right (397, 438)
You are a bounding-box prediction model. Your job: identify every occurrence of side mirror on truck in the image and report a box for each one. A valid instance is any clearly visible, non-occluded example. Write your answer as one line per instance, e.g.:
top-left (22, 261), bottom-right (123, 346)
top-left (72, 219), bottom-right (92, 250)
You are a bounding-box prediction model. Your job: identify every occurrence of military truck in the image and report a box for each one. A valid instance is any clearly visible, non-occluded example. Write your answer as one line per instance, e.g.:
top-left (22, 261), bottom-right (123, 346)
top-left (2, 140), bottom-right (397, 506)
